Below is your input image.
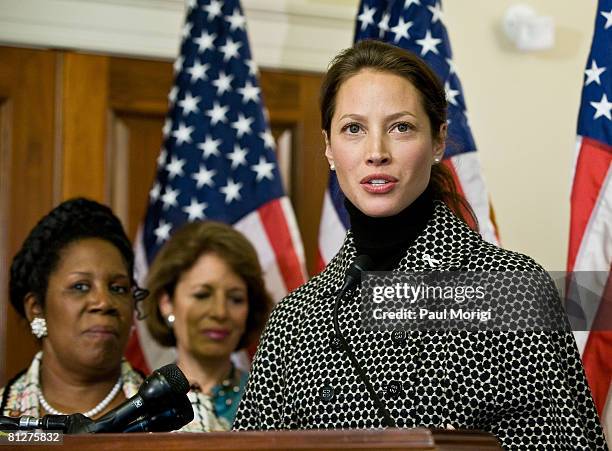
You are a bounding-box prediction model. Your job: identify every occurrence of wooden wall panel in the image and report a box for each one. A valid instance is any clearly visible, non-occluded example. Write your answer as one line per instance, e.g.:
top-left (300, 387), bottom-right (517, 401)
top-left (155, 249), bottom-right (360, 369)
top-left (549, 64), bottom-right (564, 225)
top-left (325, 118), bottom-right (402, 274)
top-left (61, 53), bottom-right (108, 201)
top-left (0, 47), bottom-right (57, 384)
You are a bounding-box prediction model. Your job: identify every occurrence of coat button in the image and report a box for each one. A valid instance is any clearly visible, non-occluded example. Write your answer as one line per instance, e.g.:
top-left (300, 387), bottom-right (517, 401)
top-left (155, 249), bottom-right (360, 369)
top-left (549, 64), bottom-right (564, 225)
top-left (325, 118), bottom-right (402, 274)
top-left (329, 333), bottom-right (341, 351)
top-left (385, 381), bottom-right (402, 399)
top-left (391, 328), bottom-right (406, 345)
top-left (319, 386), bottom-right (335, 402)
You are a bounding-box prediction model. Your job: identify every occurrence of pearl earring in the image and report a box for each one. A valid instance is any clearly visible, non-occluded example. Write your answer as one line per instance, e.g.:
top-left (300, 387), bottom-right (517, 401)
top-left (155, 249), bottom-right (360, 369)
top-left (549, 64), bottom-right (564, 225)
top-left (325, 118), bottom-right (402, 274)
top-left (434, 157), bottom-right (441, 164)
top-left (165, 314), bottom-right (175, 328)
top-left (30, 317), bottom-right (48, 339)
top-left (330, 163), bottom-right (335, 171)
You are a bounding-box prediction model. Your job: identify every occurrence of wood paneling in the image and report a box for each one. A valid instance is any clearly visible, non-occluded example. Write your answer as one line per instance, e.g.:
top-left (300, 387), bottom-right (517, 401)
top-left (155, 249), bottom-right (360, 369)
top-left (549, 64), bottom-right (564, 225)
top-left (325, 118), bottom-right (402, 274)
top-left (0, 47), bottom-right (58, 383)
top-left (61, 53), bottom-right (108, 201)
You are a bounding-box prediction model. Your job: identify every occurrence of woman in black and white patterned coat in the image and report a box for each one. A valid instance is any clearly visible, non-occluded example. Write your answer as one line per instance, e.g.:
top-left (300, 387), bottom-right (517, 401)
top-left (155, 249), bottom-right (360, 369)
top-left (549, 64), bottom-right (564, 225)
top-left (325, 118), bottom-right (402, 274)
top-left (234, 40), bottom-right (608, 450)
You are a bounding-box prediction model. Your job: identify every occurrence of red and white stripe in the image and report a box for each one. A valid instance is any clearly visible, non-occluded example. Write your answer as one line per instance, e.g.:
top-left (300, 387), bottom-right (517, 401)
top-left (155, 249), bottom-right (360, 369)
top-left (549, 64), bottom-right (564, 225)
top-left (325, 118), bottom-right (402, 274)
top-left (568, 135), bottom-right (612, 435)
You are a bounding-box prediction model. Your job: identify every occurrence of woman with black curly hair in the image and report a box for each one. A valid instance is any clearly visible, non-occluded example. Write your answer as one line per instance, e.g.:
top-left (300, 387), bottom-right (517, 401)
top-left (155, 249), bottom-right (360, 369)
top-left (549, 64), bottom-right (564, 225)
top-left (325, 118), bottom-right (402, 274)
top-left (0, 198), bottom-right (194, 422)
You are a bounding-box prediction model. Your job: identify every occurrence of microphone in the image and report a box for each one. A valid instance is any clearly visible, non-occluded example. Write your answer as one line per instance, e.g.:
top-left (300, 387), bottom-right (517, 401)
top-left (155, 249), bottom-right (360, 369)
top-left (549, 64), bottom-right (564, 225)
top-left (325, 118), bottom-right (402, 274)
top-left (332, 255), bottom-right (396, 427)
top-left (1, 414), bottom-right (93, 433)
top-left (123, 394), bottom-right (194, 432)
top-left (72, 364), bottom-right (190, 433)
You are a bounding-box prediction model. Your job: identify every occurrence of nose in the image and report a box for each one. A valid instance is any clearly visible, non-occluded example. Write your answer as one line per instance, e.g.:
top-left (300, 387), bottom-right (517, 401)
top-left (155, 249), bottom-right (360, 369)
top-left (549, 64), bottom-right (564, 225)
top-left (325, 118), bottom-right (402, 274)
top-left (366, 133), bottom-right (391, 166)
top-left (209, 293), bottom-right (228, 320)
top-left (87, 287), bottom-right (119, 316)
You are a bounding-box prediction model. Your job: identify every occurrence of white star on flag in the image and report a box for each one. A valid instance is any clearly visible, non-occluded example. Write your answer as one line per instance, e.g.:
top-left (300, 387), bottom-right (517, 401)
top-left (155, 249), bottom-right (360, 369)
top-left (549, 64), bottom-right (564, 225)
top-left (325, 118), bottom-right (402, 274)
top-left (238, 80), bottom-right (261, 104)
top-left (172, 122), bottom-right (194, 145)
top-left (157, 148), bottom-right (167, 167)
top-left (178, 92), bottom-right (201, 115)
top-left (390, 17), bottom-right (413, 43)
top-left (198, 135), bottom-right (222, 158)
top-left (173, 56), bottom-right (184, 74)
top-left (251, 156), bottom-right (275, 182)
top-left (446, 57), bottom-right (456, 75)
top-left (162, 119), bottom-right (172, 137)
top-left (444, 81), bottom-right (460, 106)
top-left (231, 113), bottom-right (254, 138)
top-left (212, 71), bottom-right (234, 95)
top-left (149, 182), bottom-right (161, 201)
top-left (245, 59), bottom-right (258, 76)
top-left (404, 0), bottom-right (421, 10)
top-left (206, 101), bottom-right (229, 125)
top-left (192, 164), bottom-right (217, 188)
top-left (187, 60), bottom-right (210, 83)
top-left (161, 187), bottom-right (180, 210)
top-left (358, 5), bottom-right (376, 31)
top-left (259, 130), bottom-right (276, 149)
top-left (168, 86), bottom-right (178, 105)
top-left (378, 13), bottom-right (390, 38)
top-left (220, 178), bottom-right (243, 204)
top-left (601, 9), bottom-right (612, 29)
top-left (226, 145), bottom-right (248, 169)
top-left (154, 219), bottom-right (172, 244)
top-left (585, 60), bottom-right (606, 86)
top-left (428, 2), bottom-right (443, 23)
top-left (182, 22), bottom-right (193, 39)
top-left (194, 31), bottom-right (216, 53)
top-left (416, 30), bottom-right (442, 56)
top-left (203, 0), bottom-right (223, 21)
top-left (590, 93), bottom-right (612, 120)
top-left (182, 197), bottom-right (208, 221)
top-left (226, 8), bottom-right (246, 31)
top-left (166, 156), bottom-right (186, 180)
top-left (220, 38), bottom-right (243, 62)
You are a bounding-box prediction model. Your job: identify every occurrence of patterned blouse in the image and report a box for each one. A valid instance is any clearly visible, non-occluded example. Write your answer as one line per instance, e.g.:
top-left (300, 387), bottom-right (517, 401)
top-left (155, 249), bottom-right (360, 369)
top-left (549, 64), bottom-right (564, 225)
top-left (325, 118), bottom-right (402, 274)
top-left (181, 365), bottom-right (248, 431)
top-left (0, 351), bottom-right (143, 417)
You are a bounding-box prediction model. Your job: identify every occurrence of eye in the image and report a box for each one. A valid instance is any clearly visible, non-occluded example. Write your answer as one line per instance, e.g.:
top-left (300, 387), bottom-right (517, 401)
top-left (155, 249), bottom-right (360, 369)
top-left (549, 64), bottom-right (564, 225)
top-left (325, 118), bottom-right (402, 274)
top-left (193, 290), bottom-right (212, 301)
top-left (391, 122), bottom-right (413, 133)
top-left (110, 284), bottom-right (130, 295)
top-left (72, 282), bottom-right (90, 292)
top-left (342, 122), bottom-right (363, 134)
top-left (229, 294), bottom-right (247, 305)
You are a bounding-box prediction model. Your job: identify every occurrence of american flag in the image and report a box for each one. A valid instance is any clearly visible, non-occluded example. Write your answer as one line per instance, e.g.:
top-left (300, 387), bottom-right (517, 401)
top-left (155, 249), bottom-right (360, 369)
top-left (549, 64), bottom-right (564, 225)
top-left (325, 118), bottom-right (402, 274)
top-left (568, 0), bottom-right (612, 438)
top-left (317, 0), bottom-right (499, 270)
top-left (127, 0), bottom-right (307, 373)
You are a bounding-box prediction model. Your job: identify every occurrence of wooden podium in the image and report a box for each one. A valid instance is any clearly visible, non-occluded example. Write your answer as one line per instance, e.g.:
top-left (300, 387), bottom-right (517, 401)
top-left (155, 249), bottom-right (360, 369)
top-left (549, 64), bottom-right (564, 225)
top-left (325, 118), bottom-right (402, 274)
top-left (24, 428), bottom-right (502, 450)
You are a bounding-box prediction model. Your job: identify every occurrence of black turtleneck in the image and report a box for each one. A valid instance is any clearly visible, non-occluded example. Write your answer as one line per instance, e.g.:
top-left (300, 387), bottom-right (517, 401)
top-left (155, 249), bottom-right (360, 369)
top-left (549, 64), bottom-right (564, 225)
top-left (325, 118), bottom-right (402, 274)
top-left (345, 186), bottom-right (434, 271)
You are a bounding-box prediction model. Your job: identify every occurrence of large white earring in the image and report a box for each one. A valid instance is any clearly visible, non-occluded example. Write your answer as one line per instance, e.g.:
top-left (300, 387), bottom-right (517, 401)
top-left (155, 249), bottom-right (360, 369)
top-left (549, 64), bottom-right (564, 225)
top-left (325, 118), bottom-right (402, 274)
top-left (433, 157), bottom-right (441, 164)
top-left (330, 163), bottom-right (335, 171)
top-left (30, 317), bottom-right (48, 339)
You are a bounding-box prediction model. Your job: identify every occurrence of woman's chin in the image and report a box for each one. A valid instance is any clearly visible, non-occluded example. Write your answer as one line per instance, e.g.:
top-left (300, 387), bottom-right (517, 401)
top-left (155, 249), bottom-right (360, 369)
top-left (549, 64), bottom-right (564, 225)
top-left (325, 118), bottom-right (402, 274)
top-left (353, 201), bottom-right (402, 218)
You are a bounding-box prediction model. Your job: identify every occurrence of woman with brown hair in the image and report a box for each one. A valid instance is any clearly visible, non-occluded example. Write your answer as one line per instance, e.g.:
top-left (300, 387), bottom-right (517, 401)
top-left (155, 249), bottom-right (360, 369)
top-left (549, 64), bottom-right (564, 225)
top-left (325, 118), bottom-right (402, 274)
top-left (145, 220), bottom-right (272, 430)
top-left (234, 40), bottom-right (607, 450)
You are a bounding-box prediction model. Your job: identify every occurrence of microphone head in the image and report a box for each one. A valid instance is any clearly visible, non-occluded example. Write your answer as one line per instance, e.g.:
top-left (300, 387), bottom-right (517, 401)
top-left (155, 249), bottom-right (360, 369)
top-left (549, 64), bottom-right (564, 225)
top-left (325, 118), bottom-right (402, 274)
top-left (155, 364), bottom-right (189, 395)
top-left (350, 255), bottom-right (373, 274)
top-left (342, 255), bottom-right (373, 293)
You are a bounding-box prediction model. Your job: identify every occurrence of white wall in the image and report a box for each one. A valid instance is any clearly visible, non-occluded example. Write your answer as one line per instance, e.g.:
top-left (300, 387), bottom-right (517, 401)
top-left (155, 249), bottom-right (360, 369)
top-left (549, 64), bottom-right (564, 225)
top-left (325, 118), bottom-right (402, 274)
top-left (442, 1), bottom-right (597, 270)
top-left (0, 0), bottom-right (598, 270)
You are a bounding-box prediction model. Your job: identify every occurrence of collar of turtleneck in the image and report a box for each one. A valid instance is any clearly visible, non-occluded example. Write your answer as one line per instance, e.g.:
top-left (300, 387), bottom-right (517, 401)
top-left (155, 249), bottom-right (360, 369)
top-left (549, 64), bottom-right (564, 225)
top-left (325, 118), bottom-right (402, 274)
top-left (344, 186), bottom-right (435, 271)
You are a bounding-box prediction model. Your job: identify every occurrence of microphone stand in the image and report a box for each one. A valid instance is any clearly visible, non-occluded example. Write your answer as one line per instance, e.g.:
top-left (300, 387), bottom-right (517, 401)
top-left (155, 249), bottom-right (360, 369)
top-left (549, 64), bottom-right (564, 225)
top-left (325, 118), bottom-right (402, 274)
top-left (332, 256), bottom-right (396, 428)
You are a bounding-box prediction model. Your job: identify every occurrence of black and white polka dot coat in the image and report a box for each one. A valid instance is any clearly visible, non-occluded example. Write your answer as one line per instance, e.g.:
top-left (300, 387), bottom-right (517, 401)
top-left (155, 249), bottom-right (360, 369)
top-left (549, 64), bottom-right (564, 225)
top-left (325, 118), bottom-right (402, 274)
top-left (234, 202), bottom-right (608, 450)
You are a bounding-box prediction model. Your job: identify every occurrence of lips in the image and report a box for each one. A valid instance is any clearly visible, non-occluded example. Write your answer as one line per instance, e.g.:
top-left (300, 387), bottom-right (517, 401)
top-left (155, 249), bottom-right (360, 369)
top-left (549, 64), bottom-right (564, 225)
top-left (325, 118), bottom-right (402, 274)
top-left (360, 173), bottom-right (398, 194)
top-left (83, 325), bottom-right (118, 339)
top-left (202, 329), bottom-right (230, 341)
